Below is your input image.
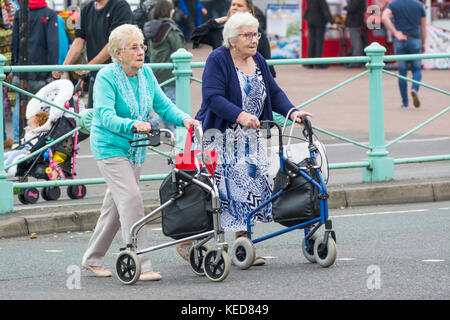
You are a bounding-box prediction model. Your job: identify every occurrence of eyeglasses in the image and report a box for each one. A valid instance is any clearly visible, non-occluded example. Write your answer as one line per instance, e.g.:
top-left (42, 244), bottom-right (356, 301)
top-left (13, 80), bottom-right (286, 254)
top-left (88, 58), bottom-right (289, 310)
top-left (238, 32), bottom-right (261, 41)
top-left (122, 44), bottom-right (148, 53)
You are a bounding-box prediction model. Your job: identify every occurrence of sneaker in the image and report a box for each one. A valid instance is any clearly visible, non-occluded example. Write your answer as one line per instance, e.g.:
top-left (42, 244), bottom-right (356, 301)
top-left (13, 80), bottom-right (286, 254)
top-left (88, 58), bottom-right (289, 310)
top-left (3, 138), bottom-right (13, 149)
top-left (401, 104), bottom-right (408, 108)
top-left (411, 90), bottom-right (420, 108)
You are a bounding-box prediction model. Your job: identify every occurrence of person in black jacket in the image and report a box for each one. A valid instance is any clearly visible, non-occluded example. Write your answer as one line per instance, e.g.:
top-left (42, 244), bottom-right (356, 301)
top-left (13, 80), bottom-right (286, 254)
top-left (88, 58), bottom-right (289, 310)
top-left (52, 0), bottom-right (134, 108)
top-left (344, 0), bottom-right (366, 68)
top-left (190, 0), bottom-right (276, 78)
top-left (303, 0), bottom-right (336, 68)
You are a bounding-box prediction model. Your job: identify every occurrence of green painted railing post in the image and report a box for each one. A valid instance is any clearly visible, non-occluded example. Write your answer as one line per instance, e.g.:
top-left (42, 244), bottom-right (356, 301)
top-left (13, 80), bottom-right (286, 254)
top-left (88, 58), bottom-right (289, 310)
top-left (171, 48), bottom-right (193, 150)
top-left (363, 42), bottom-right (394, 182)
top-left (0, 54), bottom-right (14, 213)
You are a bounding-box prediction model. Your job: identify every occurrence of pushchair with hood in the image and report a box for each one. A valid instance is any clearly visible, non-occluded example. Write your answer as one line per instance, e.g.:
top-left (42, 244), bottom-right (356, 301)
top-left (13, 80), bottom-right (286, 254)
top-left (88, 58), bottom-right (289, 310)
top-left (8, 79), bottom-right (89, 204)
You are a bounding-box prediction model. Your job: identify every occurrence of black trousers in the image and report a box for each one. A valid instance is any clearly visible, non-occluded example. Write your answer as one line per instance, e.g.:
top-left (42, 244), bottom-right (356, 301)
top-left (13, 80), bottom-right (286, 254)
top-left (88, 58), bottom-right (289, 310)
top-left (307, 25), bottom-right (326, 58)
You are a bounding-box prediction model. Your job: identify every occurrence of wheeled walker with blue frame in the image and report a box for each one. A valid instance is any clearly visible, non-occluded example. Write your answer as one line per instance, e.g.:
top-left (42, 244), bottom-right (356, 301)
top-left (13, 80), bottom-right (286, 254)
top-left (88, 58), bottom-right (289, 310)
top-left (230, 116), bottom-right (337, 269)
top-left (115, 126), bottom-right (231, 285)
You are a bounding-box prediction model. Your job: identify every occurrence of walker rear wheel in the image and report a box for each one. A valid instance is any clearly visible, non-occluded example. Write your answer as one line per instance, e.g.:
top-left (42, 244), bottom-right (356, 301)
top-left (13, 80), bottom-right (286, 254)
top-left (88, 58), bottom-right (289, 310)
top-left (116, 250), bottom-right (141, 285)
top-left (203, 249), bottom-right (231, 282)
top-left (231, 237), bottom-right (256, 270)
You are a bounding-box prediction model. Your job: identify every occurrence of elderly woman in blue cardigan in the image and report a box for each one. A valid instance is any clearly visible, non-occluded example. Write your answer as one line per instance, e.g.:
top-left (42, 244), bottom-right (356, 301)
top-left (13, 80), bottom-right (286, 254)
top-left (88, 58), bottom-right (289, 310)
top-left (81, 24), bottom-right (198, 281)
top-left (195, 12), bottom-right (311, 266)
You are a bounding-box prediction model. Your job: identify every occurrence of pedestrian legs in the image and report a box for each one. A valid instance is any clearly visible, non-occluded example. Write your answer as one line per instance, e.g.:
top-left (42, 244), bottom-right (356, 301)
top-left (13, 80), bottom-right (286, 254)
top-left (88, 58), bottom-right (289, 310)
top-left (82, 157), bottom-right (153, 272)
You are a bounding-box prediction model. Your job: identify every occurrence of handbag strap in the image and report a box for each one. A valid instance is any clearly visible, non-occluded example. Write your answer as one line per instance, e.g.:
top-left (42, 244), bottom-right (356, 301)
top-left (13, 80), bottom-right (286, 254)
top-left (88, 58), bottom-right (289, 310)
top-left (184, 125), bottom-right (194, 154)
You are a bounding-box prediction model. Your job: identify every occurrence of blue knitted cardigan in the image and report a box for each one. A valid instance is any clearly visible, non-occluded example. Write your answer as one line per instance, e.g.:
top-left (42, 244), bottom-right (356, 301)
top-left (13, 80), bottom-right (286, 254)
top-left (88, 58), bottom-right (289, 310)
top-left (195, 46), bottom-right (295, 133)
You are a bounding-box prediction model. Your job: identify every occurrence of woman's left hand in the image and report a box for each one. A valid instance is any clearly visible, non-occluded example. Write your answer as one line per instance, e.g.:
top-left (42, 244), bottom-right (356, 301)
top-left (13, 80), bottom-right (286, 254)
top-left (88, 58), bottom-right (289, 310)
top-left (183, 118), bottom-right (200, 129)
top-left (290, 111), bottom-right (312, 124)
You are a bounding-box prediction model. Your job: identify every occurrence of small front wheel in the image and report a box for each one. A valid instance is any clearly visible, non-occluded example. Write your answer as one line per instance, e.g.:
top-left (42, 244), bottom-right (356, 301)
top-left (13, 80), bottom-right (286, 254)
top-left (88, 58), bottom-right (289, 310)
top-left (231, 237), bottom-right (256, 270)
top-left (203, 249), bottom-right (231, 282)
top-left (313, 235), bottom-right (337, 268)
top-left (115, 250), bottom-right (141, 285)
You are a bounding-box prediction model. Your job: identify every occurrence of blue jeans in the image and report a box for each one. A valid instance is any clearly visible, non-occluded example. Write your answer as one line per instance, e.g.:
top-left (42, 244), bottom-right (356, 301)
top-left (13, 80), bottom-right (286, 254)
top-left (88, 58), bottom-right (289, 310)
top-left (394, 38), bottom-right (422, 106)
top-left (149, 86), bottom-right (176, 134)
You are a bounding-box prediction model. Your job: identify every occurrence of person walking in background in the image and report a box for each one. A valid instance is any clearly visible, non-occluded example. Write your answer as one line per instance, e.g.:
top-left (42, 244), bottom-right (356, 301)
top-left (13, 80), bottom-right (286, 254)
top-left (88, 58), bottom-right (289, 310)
top-left (190, 0), bottom-right (276, 78)
top-left (52, 0), bottom-right (134, 109)
top-left (303, 0), bottom-right (337, 68)
top-left (143, 0), bottom-right (185, 135)
top-left (9, 0), bottom-right (59, 148)
top-left (382, 0), bottom-right (426, 108)
top-left (177, 0), bottom-right (207, 42)
top-left (344, 0), bottom-right (366, 68)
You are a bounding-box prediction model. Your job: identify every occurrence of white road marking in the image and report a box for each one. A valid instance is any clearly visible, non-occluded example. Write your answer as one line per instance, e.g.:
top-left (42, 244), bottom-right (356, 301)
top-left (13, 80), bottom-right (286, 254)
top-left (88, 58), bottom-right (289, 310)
top-left (421, 259), bottom-right (445, 262)
top-left (45, 250), bottom-right (64, 253)
top-left (331, 209), bottom-right (429, 219)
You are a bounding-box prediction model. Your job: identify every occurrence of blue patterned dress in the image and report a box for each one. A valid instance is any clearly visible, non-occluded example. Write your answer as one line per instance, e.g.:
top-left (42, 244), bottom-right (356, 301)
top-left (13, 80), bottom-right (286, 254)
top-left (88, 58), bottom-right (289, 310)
top-left (204, 65), bottom-right (273, 232)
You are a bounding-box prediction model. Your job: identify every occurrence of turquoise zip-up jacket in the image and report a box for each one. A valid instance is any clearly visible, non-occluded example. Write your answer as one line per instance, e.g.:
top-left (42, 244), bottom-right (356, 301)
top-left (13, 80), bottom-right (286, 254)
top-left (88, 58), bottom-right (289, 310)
top-left (90, 63), bottom-right (189, 161)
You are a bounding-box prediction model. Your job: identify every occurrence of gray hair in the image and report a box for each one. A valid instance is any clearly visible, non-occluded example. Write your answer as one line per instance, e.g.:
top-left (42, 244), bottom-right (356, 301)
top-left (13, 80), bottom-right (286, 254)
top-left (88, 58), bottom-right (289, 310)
top-left (108, 24), bottom-right (144, 62)
top-left (222, 12), bottom-right (259, 49)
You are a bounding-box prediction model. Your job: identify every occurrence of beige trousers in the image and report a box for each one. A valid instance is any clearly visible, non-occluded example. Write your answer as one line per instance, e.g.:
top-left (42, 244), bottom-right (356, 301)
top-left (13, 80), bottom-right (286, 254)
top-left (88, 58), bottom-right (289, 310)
top-left (81, 157), bottom-right (152, 272)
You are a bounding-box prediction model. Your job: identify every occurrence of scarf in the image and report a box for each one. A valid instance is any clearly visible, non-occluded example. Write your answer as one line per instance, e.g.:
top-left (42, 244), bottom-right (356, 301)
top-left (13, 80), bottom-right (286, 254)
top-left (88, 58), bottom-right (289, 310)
top-left (112, 62), bottom-right (152, 166)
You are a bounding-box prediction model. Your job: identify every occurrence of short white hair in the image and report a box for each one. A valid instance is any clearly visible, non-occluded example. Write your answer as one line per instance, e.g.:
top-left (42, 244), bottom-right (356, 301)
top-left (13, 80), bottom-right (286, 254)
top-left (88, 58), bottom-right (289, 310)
top-left (222, 12), bottom-right (259, 49)
top-left (108, 24), bottom-right (144, 62)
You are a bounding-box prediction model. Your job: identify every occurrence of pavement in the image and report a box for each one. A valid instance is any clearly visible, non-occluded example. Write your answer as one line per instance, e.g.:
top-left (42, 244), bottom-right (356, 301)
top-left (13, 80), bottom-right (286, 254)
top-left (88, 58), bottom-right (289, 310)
top-left (1, 43), bottom-right (449, 239)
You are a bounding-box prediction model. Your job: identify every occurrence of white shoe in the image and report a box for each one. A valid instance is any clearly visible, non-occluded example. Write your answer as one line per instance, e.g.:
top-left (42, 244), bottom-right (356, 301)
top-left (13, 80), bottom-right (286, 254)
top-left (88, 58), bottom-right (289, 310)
top-left (82, 264), bottom-right (112, 277)
top-left (139, 271), bottom-right (162, 281)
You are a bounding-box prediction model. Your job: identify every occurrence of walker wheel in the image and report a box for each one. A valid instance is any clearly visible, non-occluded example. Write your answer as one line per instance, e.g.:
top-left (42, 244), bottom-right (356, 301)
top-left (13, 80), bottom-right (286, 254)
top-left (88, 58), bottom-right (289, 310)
top-left (231, 237), bottom-right (256, 270)
top-left (42, 186), bottom-right (61, 201)
top-left (19, 188), bottom-right (40, 204)
top-left (189, 244), bottom-right (211, 276)
top-left (302, 232), bottom-right (320, 263)
top-left (115, 250), bottom-right (141, 285)
top-left (67, 185), bottom-right (87, 199)
top-left (313, 234), bottom-right (337, 268)
top-left (203, 248), bottom-right (231, 282)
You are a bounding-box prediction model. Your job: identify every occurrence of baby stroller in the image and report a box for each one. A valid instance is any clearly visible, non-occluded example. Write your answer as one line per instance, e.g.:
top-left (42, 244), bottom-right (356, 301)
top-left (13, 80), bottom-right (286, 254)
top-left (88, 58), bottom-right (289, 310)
top-left (115, 125), bottom-right (231, 285)
top-left (10, 79), bottom-right (89, 204)
top-left (229, 115), bottom-right (337, 269)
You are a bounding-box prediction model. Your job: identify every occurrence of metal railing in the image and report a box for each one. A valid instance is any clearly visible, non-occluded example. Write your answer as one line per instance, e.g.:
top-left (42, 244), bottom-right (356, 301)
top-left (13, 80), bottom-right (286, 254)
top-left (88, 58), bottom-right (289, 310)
top-left (0, 43), bottom-right (449, 213)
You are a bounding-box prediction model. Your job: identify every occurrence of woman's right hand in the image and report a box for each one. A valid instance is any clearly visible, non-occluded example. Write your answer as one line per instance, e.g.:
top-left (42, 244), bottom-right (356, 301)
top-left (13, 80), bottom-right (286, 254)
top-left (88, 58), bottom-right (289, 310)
top-left (236, 111), bottom-right (260, 129)
top-left (133, 121), bottom-right (152, 134)
top-left (215, 16), bottom-right (228, 24)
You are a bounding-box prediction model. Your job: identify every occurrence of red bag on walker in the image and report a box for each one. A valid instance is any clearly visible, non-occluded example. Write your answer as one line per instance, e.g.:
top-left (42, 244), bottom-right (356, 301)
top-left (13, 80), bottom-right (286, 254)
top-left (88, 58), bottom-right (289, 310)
top-left (175, 125), bottom-right (218, 177)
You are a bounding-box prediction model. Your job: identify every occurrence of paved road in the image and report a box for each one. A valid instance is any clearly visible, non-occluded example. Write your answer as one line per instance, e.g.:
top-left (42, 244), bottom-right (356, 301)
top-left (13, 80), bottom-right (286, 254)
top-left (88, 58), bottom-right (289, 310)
top-left (0, 200), bottom-right (448, 301)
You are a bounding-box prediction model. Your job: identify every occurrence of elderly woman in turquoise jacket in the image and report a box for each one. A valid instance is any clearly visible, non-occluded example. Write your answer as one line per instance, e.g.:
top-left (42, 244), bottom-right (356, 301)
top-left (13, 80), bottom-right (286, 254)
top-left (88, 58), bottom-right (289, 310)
top-left (81, 24), bottom-right (198, 281)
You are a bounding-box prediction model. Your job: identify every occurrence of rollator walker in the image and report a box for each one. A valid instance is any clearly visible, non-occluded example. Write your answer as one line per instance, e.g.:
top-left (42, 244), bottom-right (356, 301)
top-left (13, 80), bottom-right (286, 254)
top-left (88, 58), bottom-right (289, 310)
top-left (115, 125), bottom-right (231, 285)
top-left (230, 115), bottom-right (337, 270)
